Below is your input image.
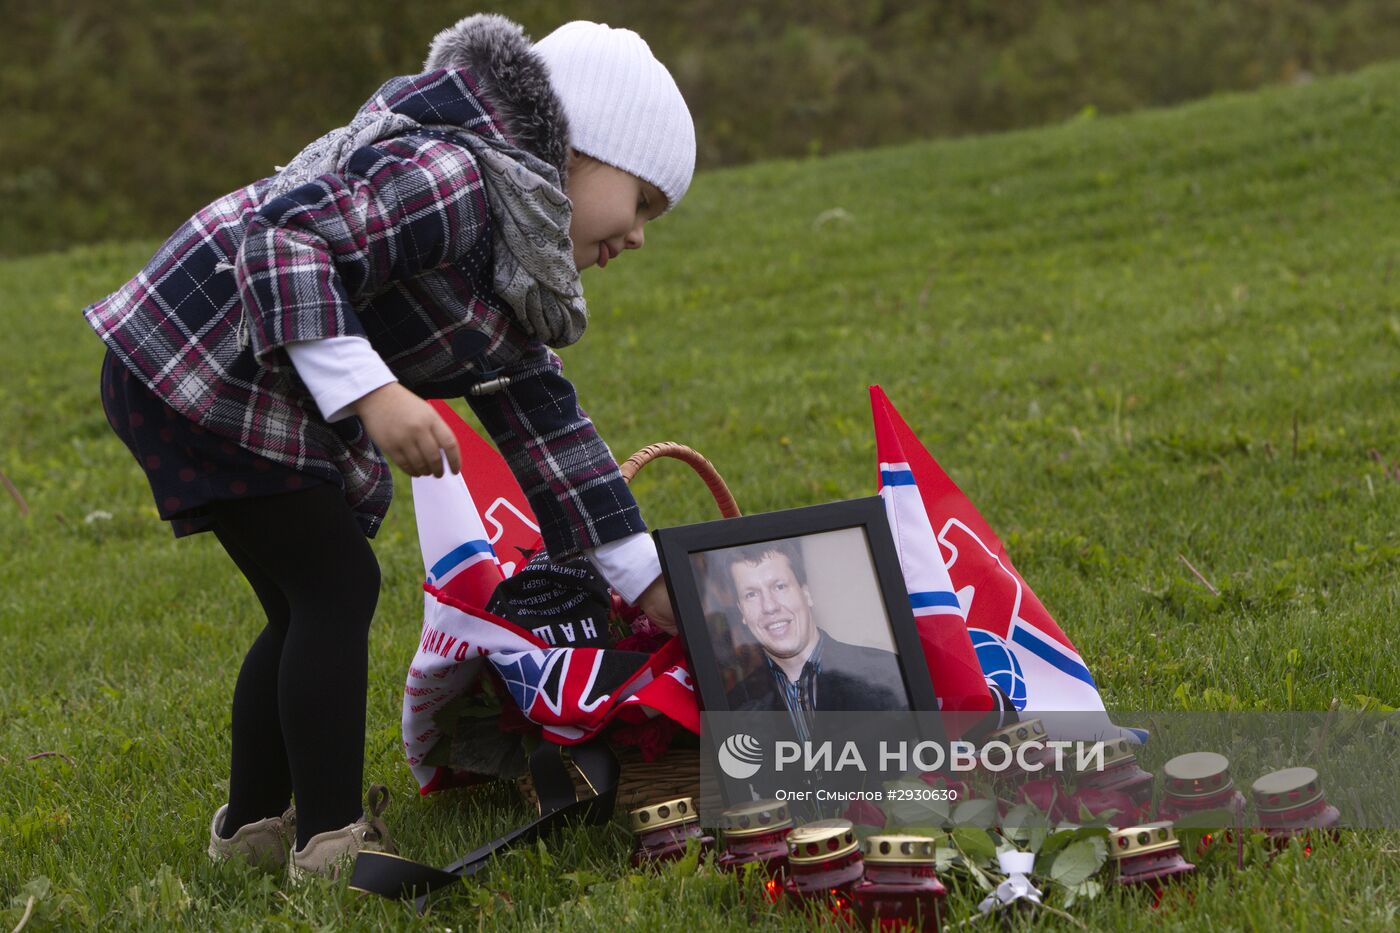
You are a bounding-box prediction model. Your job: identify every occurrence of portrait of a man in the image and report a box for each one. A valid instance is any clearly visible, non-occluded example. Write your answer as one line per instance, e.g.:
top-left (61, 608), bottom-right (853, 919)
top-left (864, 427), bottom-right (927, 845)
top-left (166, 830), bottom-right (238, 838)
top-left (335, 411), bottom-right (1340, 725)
top-left (709, 537), bottom-right (910, 736)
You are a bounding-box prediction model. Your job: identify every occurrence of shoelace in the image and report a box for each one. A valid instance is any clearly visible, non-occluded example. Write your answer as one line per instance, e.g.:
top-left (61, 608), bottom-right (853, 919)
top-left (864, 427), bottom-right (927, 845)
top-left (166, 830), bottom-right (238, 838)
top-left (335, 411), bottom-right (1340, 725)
top-left (362, 784), bottom-right (392, 847)
top-left (279, 806), bottom-right (297, 845)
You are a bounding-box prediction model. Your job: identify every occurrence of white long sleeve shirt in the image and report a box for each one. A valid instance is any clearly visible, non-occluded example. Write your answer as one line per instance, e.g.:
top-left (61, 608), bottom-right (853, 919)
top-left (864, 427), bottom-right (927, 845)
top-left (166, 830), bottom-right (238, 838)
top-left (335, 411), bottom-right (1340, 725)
top-left (285, 336), bottom-right (662, 601)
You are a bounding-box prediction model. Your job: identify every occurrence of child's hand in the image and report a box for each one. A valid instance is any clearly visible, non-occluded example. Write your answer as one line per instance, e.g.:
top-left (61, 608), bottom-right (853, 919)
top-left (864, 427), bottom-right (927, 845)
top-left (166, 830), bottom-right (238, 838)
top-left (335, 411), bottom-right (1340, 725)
top-left (636, 576), bottom-right (677, 635)
top-left (351, 383), bottom-right (461, 477)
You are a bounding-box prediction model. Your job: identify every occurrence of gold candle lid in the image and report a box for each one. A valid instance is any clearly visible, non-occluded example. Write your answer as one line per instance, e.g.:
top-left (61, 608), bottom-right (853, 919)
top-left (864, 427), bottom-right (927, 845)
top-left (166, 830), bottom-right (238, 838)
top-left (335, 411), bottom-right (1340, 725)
top-left (719, 799), bottom-right (792, 837)
top-left (1072, 738), bottom-right (1139, 772)
top-left (1109, 822), bottom-right (1182, 859)
top-left (1251, 767), bottom-right (1324, 812)
top-left (862, 834), bottom-right (937, 864)
top-left (629, 797), bottom-right (699, 834)
top-left (786, 819), bottom-right (859, 863)
top-left (1163, 752), bottom-right (1234, 799)
top-left (985, 718), bottom-right (1048, 751)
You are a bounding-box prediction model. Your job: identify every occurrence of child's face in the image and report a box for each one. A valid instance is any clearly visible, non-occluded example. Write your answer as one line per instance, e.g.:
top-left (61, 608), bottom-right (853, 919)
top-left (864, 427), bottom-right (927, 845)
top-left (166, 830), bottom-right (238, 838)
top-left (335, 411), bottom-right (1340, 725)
top-left (567, 153), bottom-right (667, 272)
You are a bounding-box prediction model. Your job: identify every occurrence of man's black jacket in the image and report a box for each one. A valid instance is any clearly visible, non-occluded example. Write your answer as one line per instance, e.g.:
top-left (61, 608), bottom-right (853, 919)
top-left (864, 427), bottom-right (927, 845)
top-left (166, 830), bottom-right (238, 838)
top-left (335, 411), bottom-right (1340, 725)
top-left (725, 633), bottom-right (910, 712)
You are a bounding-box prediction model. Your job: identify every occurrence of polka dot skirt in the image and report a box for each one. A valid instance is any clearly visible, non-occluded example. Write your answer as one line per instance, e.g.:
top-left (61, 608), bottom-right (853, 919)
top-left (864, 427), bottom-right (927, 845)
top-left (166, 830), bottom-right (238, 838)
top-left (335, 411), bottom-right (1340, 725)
top-left (100, 349), bottom-right (324, 537)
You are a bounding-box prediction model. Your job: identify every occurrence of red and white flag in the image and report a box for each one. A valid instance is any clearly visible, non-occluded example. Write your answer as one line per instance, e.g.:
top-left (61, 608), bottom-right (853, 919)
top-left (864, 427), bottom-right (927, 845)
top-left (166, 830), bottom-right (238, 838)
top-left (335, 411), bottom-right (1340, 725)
top-left (872, 386), bottom-right (1135, 738)
top-left (402, 402), bottom-right (698, 793)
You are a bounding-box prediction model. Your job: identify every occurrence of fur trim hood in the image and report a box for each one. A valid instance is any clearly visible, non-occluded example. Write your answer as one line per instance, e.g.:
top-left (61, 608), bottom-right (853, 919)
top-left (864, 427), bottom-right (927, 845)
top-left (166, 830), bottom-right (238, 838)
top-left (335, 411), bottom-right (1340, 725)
top-left (424, 14), bottom-right (570, 184)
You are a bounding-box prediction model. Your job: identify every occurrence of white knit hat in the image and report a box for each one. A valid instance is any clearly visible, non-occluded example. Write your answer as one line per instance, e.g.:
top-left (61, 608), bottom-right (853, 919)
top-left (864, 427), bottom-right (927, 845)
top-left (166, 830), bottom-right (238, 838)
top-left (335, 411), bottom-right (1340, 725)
top-left (533, 21), bottom-right (696, 212)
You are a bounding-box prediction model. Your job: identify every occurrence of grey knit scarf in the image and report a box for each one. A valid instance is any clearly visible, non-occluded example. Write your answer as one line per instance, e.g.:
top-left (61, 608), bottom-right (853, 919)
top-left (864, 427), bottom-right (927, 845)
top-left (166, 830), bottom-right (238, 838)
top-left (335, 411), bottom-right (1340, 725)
top-left (262, 109), bottom-right (588, 348)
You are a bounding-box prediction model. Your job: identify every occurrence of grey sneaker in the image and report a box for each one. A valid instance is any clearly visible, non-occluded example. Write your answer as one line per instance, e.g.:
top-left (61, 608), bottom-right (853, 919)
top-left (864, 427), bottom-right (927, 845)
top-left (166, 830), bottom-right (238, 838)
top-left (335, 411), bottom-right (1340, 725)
top-left (207, 805), bottom-right (296, 871)
top-left (288, 784), bottom-right (396, 882)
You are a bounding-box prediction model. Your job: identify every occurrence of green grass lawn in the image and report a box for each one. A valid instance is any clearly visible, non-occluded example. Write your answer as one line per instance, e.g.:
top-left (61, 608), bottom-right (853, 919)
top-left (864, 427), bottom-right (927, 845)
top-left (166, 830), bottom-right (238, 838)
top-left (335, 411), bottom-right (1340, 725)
top-left (3, 58), bottom-right (1400, 931)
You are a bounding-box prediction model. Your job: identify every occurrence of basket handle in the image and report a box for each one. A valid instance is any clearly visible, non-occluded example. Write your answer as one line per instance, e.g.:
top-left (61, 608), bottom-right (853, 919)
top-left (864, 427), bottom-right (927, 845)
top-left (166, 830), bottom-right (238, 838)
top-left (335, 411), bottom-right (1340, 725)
top-left (619, 442), bottom-right (741, 518)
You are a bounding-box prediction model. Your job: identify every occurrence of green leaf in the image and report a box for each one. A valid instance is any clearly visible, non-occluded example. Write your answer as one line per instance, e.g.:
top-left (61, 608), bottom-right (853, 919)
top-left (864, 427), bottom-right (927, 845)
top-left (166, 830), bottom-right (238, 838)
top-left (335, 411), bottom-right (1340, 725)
top-left (1063, 879), bottom-right (1103, 909)
top-left (1350, 694), bottom-right (1398, 713)
top-left (1049, 838), bottom-right (1108, 889)
top-left (1035, 830), bottom-right (1076, 869)
top-left (150, 865), bottom-right (190, 920)
top-left (951, 798), bottom-right (998, 829)
top-left (666, 836), bottom-right (703, 878)
top-left (883, 778), bottom-right (953, 828)
top-left (11, 876), bottom-right (50, 908)
top-left (562, 870), bottom-right (605, 889)
top-left (965, 860), bottom-right (996, 892)
top-left (934, 847), bottom-right (959, 872)
top-left (1175, 824), bottom-right (1243, 869)
top-left (467, 886), bottom-right (498, 912)
top-left (951, 827), bottom-right (998, 865)
top-left (1077, 799), bottom-right (1119, 825)
top-left (1001, 804), bottom-right (1052, 851)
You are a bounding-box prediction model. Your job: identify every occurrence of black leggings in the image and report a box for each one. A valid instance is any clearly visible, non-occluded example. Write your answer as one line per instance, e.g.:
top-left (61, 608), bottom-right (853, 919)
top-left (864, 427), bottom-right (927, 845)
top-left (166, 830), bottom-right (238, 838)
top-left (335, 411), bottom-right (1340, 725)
top-left (208, 484), bottom-right (380, 847)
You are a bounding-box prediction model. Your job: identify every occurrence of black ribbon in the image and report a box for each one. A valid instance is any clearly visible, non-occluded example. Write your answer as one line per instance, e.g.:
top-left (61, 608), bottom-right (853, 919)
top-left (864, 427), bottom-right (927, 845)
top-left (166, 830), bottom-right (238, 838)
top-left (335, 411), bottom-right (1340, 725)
top-left (349, 740), bottom-right (619, 909)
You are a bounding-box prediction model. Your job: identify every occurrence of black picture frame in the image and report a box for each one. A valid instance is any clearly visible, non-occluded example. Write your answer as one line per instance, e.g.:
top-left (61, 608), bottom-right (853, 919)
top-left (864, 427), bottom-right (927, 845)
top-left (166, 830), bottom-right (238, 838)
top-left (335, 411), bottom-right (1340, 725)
top-left (653, 496), bottom-right (940, 716)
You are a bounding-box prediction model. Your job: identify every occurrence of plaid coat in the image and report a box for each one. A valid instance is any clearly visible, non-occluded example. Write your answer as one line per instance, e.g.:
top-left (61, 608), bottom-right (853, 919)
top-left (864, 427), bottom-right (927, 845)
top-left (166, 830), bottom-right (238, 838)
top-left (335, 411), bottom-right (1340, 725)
top-left (83, 63), bottom-right (644, 555)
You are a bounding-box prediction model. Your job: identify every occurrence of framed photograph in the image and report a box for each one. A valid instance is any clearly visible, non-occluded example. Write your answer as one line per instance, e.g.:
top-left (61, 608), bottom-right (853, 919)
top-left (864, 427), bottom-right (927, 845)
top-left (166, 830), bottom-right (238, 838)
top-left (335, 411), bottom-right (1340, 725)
top-left (654, 497), bottom-right (939, 724)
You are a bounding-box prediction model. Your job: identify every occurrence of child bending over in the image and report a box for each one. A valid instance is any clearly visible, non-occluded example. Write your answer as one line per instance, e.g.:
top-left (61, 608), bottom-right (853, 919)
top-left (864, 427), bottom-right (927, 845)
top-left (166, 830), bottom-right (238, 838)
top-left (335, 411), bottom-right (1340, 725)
top-left (84, 15), bottom-right (692, 879)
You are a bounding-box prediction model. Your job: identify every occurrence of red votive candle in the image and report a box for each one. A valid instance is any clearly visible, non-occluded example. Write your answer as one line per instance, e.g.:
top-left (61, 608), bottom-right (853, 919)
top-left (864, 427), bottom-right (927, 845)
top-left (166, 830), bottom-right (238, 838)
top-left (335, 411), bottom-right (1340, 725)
top-left (1251, 767), bottom-right (1340, 847)
top-left (853, 834), bottom-right (948, 932)
top-left (1074, 739), bottom-right (1154, 809)
top-left (1159, 752), bottom-right (1247, 826)
top-left (783, 819), bottom-right (864, 918)
top-left (717, 799), bottom-right (793, 894)
top-left (629, 797), bottom-right (714, 868)
top-left (980, 719), bottom-right (1058, 789)
top-left (1109, 821), bottom-right (1195, 893)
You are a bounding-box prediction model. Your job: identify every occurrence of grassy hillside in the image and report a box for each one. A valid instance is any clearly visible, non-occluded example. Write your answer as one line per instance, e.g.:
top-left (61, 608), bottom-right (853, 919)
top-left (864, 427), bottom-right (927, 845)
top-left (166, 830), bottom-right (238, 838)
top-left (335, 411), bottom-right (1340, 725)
top-left (13, 0), bottom-right (1400, 257)
top-left (2, 58), bottom-right (1399, 930)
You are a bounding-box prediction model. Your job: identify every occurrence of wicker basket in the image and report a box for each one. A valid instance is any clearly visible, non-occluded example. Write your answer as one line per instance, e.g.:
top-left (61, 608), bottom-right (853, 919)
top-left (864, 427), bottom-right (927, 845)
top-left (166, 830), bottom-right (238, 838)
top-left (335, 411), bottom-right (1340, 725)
top-left (515, 442), bottom-right (739, 812)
